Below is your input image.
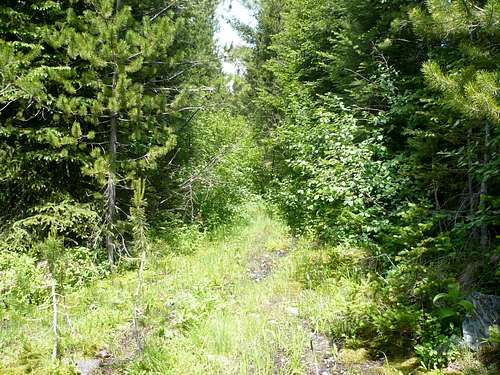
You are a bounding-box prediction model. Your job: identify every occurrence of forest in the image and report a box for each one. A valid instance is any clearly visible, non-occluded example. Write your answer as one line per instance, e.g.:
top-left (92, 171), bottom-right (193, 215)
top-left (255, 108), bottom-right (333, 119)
top-left (0, 0), bottom-right (499, 374)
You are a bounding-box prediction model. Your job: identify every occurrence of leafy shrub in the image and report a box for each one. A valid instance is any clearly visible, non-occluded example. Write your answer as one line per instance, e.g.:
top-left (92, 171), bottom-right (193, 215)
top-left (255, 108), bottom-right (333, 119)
top-left (0, 199), bottom-right (99, 255)
top-left (432, 283), bottom-right (473, 325)
top-left (365, 305), bottom-right (423, 355)
top-left (63, 247), bottom-right (109, 288)
top-left (0, 237), bottom-right (107, 310)
top-left (0, 252), bottom-right (48, 308)
top-left (268, 95), bottom-right (404, 243)
top-left (485, 325), bottom-right (500, 347)
top-left (178, 110), bottom-right (261, 228)
top-left (478, 325), bottom-right (500, 367)
top-left (414, 334), bottom-right (461, 370)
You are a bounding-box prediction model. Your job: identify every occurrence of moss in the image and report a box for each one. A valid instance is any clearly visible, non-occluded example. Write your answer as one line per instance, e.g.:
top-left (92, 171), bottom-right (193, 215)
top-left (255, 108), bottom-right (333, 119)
top-left (340, 348), bottom-right (371, 365)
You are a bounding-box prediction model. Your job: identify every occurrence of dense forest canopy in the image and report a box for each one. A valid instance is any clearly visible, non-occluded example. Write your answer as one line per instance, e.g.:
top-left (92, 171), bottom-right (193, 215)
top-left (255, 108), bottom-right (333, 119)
top-left (238, 0), bottom-right (500, 368)
top-left (243, 0), bottom-right (499, 280)
top-left (0, 0), bottom-right (499, 373)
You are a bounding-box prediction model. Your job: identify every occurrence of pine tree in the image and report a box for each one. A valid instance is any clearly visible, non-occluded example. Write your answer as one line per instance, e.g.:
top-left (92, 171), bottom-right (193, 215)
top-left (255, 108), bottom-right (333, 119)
top-left (412, 0), bottom-right (500, 250)
top-left (49, 0), bottom-right (200, 263)
top-left (1, 0), bottom-right (220, 264)
top-left (0, 2), bottom-right (91, 225)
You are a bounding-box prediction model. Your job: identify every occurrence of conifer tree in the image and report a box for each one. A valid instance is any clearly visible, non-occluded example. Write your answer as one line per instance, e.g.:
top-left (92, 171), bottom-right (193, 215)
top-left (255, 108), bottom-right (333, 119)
top-left (49, 0), bottom-right (220, 263)
top-left (49, 0), bottom-right (196, 263)
top-left (1, 0), bottom-right (220, 264)
top-left (412, 0), bottom-right (500, 250)
top-left (0, 1), bottom-right (91, 226)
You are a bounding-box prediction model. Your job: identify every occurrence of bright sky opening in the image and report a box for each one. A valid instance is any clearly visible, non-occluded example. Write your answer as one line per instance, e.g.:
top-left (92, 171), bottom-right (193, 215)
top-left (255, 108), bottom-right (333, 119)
top-left (215, 0), bottom-right (256, 75)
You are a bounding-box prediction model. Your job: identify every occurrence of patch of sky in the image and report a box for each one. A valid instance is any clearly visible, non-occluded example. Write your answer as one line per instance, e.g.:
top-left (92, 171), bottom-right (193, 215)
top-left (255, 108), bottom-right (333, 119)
top-left (215, 0), bottom-right (256, 75)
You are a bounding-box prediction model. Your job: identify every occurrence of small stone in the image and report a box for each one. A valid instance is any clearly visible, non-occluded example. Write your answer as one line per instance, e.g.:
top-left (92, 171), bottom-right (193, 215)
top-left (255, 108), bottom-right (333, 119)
top-left (96, 349), bottom-right (112, 359)
top-left (74, 359), bottom-right (100, 375)
top-left (288, 307), bottom-right (299, 316)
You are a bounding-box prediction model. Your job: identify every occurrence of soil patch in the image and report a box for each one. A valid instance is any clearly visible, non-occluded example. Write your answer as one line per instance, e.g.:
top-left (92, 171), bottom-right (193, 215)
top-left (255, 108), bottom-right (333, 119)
top-left (247, 252), bottom-right (275, 281)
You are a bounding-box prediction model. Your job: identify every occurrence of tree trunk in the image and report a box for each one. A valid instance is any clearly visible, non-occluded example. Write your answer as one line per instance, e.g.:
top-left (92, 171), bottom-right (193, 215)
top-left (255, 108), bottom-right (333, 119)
top-left (106, 111), bottom-right (117, 265)
top-left (479, 121), bottom-right (490, 251)
top-left (106, 52), bottom-right (119, 265)
top-left (106, 0), bottom-right (122, 265)
top-left (51, 280), bottom-right (59, 361)
top-left (467, 128), bottom-right (474, 213)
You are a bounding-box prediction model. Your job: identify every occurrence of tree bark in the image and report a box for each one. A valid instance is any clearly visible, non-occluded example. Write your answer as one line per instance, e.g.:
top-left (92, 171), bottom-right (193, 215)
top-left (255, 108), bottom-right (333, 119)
top-left (106, 37), bottom-right (120, 264)
top-left (479, 121), bottom-right (490, 251)
top-left (106, 0), bottom-right (122, 265)
top-left (106, 109), bottom-right (117, 265)
top-left (51, 280), bottom-right (59, 361)
top-left (467, 128), bottom-right (474, 213)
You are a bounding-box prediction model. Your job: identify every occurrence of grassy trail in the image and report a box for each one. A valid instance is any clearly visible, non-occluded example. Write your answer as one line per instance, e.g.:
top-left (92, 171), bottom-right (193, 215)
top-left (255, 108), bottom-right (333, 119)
top-left (127, 204), bottom-right (311, 374)
top-left (2, 203), bottom-right (424, 374)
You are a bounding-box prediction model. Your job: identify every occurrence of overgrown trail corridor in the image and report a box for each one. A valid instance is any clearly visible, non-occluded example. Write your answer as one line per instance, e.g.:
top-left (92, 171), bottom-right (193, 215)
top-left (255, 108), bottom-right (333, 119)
top-left (106, 203), bottom-right (340, 374)
top-left (2, 1), bottom-right (499, 374)
top-left (2, 202), bottom-right (408, 374)
top-left (110, 203), bottom-right (415, 374)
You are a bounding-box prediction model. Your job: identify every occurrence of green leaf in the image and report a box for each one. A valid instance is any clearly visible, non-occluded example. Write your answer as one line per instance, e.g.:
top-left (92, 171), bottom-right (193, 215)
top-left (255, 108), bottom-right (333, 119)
top-left (71, 122), bottom-right (82, 138)
top-left (458, 300), bottom-right (474, 313)
top-left (433, 293), bottom-right (449, 305)
top-left (437, 308), bottom-right (457, 319)
top-left (447, 283), bottom-right (461, 299)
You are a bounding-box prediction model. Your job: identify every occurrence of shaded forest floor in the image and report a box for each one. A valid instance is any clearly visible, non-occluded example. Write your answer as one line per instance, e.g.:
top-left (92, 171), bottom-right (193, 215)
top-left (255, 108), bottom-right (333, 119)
top-left (0, 202), bottom-right (490, 374)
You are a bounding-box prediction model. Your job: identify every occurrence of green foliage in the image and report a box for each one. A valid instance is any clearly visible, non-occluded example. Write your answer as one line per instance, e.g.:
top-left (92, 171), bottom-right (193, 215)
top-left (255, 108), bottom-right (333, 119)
top-left (267, 94), bottom-right (404, 243)
top-left (0, 209), bottom-right (106, 310)
top-left (245, 0), bottom-right (499, 368)
top-left (485, 325), bottom-right (500, 346)
top-left (0, 252), bottom-right (47, 308)
top-left (1, 199), bottom-right (98, 250)
top-left (130, 178), bottom-right (149, 255)
top-left (294, 245), bottom-right (365, 288)
top-left (0, 0), bottom-right (222, 266)
top-left (481, 324), bottom-right (500, 366)
top-left (433, 283), bottom-right (474, 322)
top-left (177, 110), bottom-right (261, 228)
top-left (414, 334), bottom-right (461, 370)
top-left (61, 247), bottom-right (109, 288)
top-left (368, 305), bottom-right (424, 353)
top-left (0, 0), bottom-right (499, 371)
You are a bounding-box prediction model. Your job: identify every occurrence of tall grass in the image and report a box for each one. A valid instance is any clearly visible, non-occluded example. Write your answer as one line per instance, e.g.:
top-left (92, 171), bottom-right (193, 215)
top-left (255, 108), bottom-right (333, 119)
top-left (1, 202), bottom-right (485, 374)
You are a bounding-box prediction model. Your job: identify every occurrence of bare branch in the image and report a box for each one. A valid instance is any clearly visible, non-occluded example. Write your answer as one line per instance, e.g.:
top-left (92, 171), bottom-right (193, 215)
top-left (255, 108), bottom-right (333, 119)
top-left (150, 1), bottom-right (178, 21)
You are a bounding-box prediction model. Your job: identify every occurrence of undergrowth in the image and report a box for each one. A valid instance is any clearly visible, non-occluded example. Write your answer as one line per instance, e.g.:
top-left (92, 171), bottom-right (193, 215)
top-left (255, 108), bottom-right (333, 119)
top-left (0, 202), bottom-right (496, 374)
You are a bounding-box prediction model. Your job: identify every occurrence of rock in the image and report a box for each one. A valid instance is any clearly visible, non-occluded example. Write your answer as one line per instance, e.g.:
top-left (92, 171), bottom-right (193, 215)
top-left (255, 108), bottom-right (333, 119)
top-left (276, 249), bottom-right (288, 257)
top-left (462, 292), bottom-right (500, 351)
top-left (96, 348), bottom-right (112, 359)
top-left (74, 359), bottom-right (101, 375)
top-left (288, 307), bottom-right (299, 316)
top-left (246, 252), bottom-right (274, 281)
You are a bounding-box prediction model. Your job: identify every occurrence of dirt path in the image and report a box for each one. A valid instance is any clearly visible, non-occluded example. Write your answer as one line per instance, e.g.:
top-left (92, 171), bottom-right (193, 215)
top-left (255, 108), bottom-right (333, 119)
top-left (244, 239), bottom-right (343, 375)
top-left (0, 204), bottom-right (487, 374)
top-left (103, 215), bottom-right (384, 374)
